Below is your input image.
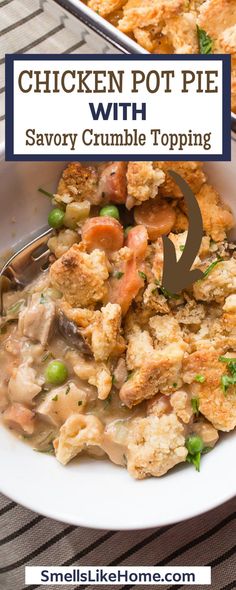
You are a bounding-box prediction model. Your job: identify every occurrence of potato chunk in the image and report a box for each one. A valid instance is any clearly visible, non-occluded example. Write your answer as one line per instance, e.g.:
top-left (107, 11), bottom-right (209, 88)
top-left (37, 382), bottom-right (87, 427)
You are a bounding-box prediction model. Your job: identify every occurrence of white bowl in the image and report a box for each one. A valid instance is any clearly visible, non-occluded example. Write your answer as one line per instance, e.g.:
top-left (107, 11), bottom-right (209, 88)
top-left (0, 148), bottom-right (236, 529)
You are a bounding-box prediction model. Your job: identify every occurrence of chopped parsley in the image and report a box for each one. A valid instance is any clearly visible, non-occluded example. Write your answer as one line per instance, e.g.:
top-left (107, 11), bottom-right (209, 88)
top-left (179, 245), bottom-right (185, 252)
top-left (52, 395), bottom-right (58, 402)
top-left (173, 382), bottom-right (177, 388)
top-left (186, 451), bottom-right (201, 472)
top-left (219, 356), bottom-right (236, 394)
top-left (219, 355), bottom-right (236, 365)
top-left (138, 271), bottom-right (147, 281)
top-left (195, 374), bottom-right (205, 383)
top-left (154, 280), bottom-right (179, 300)
top-left (202, 257), bottom-right (223, 279)
top-left (65, 384), bottom-right (70, 395)
top-left (38, 187), bottom-right (54, 199)
top-left (221, 374), bottom-right (236, 395)
top-left (191, 397), bottom-right (200, 415)
top-left (197, 26), bottom-right (213, 55)
top-left (113, 271), bottom-right (124, 280)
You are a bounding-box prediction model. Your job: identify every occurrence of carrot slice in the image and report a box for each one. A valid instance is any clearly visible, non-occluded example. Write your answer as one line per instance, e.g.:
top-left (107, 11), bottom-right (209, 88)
top-left (134, 199), bottom-right (176, 241)
top-left (109, 254), bottom-right (143, 315)
top-left (126, 225), bottom-right (148, 262)
top-left (98, 162), bottom-right (127, 204)
top-left (82, 217), bottom-right (124, 253)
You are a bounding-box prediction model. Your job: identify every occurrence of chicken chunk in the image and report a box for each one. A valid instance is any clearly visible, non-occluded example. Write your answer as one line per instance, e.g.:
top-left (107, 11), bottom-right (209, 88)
top-left (37, 382), bottom-right (87, 427)
top-left (193, 258), bottom-right (236, 303)
top-left (102, 420), bottom-right (129, 466)
top-left (3, 403), bottom-right (35, 435)
top-left (127, 414), bottom-right (187, 479)
top-left (120, 342), bottom-right (184, 407)
top-left (196, 184), bottom-right (234, 241)
top-left (8, 362), bottom-right (42, 404)
top-left (54, 414), bottom-right (104, 465)
top-left (50, 244), bottom-right (109, 307)
top-left (18, 293), bottom-right (55, 346)
top-left (156, 161), bottom-right (206, 198)
top-left (183, 350), bottom-right (236, 431)
top-left (126, 161), bottom-right (165, 208)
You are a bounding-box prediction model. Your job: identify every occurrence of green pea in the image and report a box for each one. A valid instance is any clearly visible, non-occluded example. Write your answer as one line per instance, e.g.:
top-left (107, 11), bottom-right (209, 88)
top-left (186, 434), bottom-right (204, 456)
top-left (124, 225), bottom-right (133, 237)
top-left (45, 360), bottom-right (68, 385)
top-left (48, 208), bottom-right (65, 229)
top-left (99, 204), bottom-right (120, 220)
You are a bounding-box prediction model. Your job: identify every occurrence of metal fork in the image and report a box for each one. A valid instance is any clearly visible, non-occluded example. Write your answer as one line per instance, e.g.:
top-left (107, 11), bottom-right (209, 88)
top-left (0, 228), bottom-right (52, 315)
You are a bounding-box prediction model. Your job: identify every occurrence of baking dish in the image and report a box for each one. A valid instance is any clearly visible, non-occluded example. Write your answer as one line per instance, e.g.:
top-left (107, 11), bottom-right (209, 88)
top-left (52, 0), bottom-right (148, 54)
top-left (0, 144), bottom-right (236, 529)
top-left (53, 0), bottom-right (236, 129)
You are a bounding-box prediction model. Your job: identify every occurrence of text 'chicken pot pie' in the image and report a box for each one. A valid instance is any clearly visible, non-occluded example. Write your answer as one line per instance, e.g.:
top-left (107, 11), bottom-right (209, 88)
top-left (0, 160), bottom-right (235, 479)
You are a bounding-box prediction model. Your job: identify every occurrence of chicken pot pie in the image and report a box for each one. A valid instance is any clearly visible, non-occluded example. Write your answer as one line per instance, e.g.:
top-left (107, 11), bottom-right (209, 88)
top-left (0, 159), bottom-right (235, 479)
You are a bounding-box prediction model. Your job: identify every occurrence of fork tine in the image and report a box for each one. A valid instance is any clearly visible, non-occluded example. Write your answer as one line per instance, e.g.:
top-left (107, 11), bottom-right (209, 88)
top-left (0, 228), bottom-right (52, 315)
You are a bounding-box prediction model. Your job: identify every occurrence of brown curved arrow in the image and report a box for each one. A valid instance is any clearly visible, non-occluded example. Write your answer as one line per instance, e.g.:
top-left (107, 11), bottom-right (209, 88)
top-left (161, 170), bottom-right (204, 294)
